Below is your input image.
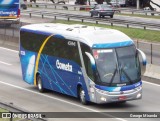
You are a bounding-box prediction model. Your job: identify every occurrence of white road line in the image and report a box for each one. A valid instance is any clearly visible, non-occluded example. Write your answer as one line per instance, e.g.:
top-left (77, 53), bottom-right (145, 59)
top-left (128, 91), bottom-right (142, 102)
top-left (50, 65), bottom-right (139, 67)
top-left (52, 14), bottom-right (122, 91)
top-left (0, 47), bottom-right (18, 53)
top-left (0, 80), bottom-right (126, 121)
top-left (0, 61), bottom-right (12, 66)
top-left (143, 81), bottom-right (160, 87)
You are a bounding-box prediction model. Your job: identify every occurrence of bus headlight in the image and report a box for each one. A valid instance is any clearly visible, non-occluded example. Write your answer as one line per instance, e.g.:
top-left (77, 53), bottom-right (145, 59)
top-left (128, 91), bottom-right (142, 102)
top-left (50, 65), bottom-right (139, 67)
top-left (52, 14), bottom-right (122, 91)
top-left (136, 93), bottom-right (141, 98)
top-left (100, 97), bottom-right (107, 101)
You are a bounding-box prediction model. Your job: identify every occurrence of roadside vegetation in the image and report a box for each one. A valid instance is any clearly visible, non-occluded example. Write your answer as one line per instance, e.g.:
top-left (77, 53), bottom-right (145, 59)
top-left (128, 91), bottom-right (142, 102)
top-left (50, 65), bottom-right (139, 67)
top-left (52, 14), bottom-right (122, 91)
top-left (116, 13), bottom-right (160, 19)
top-left (53, 20), bottom-right (160, 43)
top-left (0, 108), bottom-right (8, 112)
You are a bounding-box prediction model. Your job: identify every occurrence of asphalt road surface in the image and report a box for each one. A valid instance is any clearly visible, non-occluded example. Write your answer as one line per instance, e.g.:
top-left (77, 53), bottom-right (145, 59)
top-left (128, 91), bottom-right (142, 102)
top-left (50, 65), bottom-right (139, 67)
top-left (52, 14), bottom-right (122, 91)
top-left (0, 46), bottom-right (160, 121)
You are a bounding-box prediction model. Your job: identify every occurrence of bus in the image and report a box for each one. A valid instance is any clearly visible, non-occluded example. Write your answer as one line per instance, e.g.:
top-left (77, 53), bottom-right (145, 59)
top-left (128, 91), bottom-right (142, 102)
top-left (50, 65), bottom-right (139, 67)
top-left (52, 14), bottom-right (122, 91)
top-left (0, 0), bottom-right (20, 26)
top-left (19, 23), bottom-right (146, 104)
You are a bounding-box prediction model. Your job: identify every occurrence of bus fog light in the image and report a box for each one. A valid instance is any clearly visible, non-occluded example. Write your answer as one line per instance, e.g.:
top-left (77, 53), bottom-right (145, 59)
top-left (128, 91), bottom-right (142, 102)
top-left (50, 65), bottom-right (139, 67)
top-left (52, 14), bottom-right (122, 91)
top-left (137, 93), bottom-right (141, 98)
top-left (100, 97), bottom-right (106, 101)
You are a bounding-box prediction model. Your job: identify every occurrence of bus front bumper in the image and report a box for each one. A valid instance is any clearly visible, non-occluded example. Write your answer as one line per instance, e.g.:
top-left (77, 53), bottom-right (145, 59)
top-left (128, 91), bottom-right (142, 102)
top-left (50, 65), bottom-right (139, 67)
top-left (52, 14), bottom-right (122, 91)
top-left (94, 86), bottom-right (142, 104)
top-left (0, 18), bottom-right (20, 25)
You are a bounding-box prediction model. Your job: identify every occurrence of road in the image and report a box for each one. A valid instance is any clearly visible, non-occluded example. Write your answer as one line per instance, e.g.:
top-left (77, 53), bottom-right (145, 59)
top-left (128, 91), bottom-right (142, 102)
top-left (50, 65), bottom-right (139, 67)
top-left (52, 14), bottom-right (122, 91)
top-left (21, 5), bottom-right (160, 24)
top-left (1, 18), bottom-right (160, 66)
top-left (0, 46), bottom-right (160, 121)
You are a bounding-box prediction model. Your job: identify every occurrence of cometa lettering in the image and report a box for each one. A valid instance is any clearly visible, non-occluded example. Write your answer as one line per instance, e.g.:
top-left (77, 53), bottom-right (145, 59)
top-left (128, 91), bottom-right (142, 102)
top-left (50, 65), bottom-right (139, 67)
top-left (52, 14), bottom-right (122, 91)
top-left (56, 60), bottom-right (72, 72)
top-left (0, 11), bottom-right (16, 15)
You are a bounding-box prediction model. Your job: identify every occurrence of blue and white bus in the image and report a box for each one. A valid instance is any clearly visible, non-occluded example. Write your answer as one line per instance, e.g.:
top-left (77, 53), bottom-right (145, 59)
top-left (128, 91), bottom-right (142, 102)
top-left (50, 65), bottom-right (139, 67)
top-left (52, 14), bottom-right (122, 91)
top-left (0, 0), bottom-right (20, 25)
top-left (20, 23), bottom-right (146, 104)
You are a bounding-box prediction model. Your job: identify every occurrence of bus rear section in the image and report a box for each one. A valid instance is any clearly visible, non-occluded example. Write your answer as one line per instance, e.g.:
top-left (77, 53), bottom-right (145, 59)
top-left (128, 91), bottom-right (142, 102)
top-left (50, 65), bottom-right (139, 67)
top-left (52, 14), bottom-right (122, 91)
top-left (0, 0), bottom-right (20, 26)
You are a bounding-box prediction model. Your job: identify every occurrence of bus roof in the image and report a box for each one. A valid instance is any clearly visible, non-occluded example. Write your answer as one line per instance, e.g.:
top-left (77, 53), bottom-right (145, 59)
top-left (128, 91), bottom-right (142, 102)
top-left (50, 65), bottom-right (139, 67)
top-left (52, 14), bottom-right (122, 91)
top-left (20, 23), bottom-right (134, 48)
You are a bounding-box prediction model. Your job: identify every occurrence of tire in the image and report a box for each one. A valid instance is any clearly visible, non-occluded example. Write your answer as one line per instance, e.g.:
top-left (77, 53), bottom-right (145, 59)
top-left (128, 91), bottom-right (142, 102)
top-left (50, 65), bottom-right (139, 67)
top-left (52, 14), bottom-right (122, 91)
top-left (98, 13), bottom-right (101, 18)
top-left (90, 13), bottom-right (93, 17)
top-left (110, 15), bottom-right (113, 18)
top-left (79, 87), bottom-right (87, 105)
top-left (117, 101), bottom-right (127, 104)
top-left (37, 75), bottom-right (44, 92)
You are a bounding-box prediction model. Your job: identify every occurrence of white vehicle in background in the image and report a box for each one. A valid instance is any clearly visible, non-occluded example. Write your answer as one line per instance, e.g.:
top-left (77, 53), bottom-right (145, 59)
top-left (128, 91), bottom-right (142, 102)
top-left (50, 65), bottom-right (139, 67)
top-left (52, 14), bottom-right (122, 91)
top-left (110, 0), bottom-right (126, 7)
top-left (20, 0), bottom-right (27, 10)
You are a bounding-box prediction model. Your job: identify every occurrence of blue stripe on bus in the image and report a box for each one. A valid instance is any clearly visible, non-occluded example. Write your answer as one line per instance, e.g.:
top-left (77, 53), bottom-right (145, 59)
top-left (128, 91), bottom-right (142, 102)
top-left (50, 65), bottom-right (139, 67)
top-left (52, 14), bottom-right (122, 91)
top-left (20, 28), bottom-right (53, 36)
top-left (21, 29), bottom-right (65, 39)
top-left (95, 81), bottom-right (142, 92)
top-left (92, 40), bottom-right (133, 48)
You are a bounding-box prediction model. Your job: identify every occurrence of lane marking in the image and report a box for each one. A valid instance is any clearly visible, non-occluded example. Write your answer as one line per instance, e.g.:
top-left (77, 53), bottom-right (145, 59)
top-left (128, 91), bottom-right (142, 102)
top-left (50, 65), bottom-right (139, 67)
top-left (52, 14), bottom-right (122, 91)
top-left (0, 80), bottom-right (126, 121)
top-left (143, 81), bottom-right (160, 87)
top-left (0, 47), bottom-right (17, 66)
top-left (0, 47), bottom-right (18, 53)
top-left (0, 61), bottom-right (12, 66)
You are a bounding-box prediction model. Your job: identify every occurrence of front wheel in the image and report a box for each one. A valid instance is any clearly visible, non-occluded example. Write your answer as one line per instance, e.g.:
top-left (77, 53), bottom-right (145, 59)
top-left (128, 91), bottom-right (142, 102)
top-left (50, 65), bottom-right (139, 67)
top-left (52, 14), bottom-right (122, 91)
top-left (90, 13), bottom-right (93, 17)
top-left (37, 75), bottom-right (44, 92)
top-left (110, 15), bottom-right (113, 18)
top-left (79, 87), bottom-right (87, 105)
top-left (98, 13), bottom-right (101, 18)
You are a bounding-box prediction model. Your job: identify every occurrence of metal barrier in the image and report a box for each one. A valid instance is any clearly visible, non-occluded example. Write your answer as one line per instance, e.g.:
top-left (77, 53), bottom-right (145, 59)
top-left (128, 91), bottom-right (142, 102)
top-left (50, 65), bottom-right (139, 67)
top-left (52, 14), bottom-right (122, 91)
top-left (136, 40), bottom-right (160, 66)
top-left (21, 10), bottom-right (160, 30)
top-left (0, 22), bottom-right (159, 66)
top-left (25, 1), bottom-right (160, 15)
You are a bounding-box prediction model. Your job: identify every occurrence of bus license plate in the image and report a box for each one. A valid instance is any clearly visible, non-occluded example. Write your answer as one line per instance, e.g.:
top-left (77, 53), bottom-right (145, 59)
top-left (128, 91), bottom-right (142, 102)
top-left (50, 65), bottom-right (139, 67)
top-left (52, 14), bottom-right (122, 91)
top-left (118, 96), bottom-right (126, 101)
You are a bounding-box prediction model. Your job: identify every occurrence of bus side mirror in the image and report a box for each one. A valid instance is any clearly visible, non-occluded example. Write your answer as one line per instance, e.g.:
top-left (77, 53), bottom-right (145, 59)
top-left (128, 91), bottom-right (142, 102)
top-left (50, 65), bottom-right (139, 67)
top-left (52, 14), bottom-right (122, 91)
top-left (85, 52), bottom-right (96, 71)
top-left (137, 49), bottom-right (147, 75)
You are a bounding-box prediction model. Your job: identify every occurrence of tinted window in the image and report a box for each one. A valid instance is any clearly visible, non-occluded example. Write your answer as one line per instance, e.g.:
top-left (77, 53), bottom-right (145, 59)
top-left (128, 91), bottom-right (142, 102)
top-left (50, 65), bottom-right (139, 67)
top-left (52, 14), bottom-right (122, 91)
top-left (42, 36), bottom-right (81, 66)
top-left (0, 5), bottom-right (17, 9)
top-left (80, 43), bottom-right (94, 80)
top-left (20, 31), bottom-right (47, 52)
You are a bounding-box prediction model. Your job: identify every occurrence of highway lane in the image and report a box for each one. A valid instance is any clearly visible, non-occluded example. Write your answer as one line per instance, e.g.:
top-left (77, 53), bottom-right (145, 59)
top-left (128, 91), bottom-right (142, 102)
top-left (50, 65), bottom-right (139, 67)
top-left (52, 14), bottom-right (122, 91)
top-left (1, 13), bottom-right (160, 66)
top-left (21, 7), bottom-right (160, 25)
top-left (0, 47), bottom-right (160, 121)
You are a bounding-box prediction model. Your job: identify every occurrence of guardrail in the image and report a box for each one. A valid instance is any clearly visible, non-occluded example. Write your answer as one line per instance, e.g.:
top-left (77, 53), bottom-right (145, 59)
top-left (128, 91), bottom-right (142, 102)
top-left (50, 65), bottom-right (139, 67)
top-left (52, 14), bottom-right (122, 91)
top-left (25, 2), bottom-right (160, 16)
top-left (21, 10), bottom-right (160, 30)
top-left (0, 21), bottom-right (160, 66)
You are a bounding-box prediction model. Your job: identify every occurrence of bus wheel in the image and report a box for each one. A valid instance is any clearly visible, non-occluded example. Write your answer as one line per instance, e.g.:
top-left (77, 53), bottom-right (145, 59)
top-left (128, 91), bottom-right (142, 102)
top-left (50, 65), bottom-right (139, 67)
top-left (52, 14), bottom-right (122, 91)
top-left (37, 75), bottom-right (44, 92)
top-left (79, 87), bottom-right (87, 105)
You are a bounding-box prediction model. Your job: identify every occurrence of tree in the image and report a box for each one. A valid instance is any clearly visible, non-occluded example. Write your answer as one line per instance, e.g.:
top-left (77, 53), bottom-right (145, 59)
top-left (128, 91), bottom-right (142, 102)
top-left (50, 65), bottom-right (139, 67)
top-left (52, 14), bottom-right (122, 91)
top-left (140, 0), bottom-right (160, 10)
top-left (104, 0), bottom-right (111, 4)
top-left (95, 0), bottom-right (104, 4)
top-left (140, 0), bottom-right (154, 10)
top-left (75, 0), bottom-right (87, 5)
top-left (151, 0), bottom-right (160, 8)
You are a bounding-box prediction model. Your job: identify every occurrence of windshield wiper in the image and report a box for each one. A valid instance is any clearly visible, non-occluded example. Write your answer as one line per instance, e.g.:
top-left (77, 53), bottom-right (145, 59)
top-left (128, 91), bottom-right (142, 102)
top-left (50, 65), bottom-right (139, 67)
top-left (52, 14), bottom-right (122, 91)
top-left (121, 68), bottom-right (133, 84)
top-left (109, 68), bottom-right (117, 86)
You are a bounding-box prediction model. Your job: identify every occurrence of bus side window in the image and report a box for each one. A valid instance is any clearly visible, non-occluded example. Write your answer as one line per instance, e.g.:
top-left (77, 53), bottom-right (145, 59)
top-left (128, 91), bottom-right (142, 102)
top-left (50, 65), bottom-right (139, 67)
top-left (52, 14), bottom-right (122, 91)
top-left (80, 43), bottom-right (94, 81)
top-left (20, 31), bottom-right (47, 53)
top-left (42, 37), bottom-right (81, 66)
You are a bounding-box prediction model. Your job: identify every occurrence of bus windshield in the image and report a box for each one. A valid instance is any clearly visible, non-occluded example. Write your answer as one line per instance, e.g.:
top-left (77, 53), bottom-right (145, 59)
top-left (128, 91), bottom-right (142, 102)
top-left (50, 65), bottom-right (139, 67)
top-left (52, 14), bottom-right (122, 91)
top-left (93, 45), bottom-right (141, 87)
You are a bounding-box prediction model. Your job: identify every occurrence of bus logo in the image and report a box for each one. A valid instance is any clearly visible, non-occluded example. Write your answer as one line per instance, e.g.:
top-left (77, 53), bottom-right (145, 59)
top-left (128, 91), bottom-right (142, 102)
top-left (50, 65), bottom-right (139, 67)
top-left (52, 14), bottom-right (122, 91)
top-left (56, 60), bottom-right (73, 72)
top-left (68, 41), bottom-right (76, 46)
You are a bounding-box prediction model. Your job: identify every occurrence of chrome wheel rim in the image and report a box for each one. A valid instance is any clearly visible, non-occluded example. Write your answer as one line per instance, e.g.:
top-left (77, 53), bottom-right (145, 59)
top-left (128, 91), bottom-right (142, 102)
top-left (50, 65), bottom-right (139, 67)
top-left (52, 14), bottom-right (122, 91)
top-left (80, 90), bottom-right (85, 103)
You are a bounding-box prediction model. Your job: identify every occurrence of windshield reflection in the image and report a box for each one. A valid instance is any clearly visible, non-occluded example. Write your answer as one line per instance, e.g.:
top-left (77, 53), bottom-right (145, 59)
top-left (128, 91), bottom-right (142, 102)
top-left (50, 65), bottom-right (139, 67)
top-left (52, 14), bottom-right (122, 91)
top-left (93, 45), bottom-right (141, 86)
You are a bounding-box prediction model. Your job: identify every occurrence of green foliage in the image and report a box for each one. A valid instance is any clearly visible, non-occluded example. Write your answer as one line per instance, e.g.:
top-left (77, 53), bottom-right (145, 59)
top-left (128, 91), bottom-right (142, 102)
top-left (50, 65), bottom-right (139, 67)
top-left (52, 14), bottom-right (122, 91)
top-left (53, 20), bottom-right (160, 42)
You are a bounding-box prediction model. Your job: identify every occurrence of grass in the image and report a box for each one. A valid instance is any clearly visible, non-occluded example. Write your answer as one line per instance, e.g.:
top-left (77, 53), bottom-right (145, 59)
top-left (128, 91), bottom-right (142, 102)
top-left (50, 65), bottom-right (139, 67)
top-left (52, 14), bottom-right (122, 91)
top-left (116, 13), bottom-right (160, 19)
top-left (53, 20), bottom-right (160, 42)
top-left (0, 108), bottom-right (8, 112)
